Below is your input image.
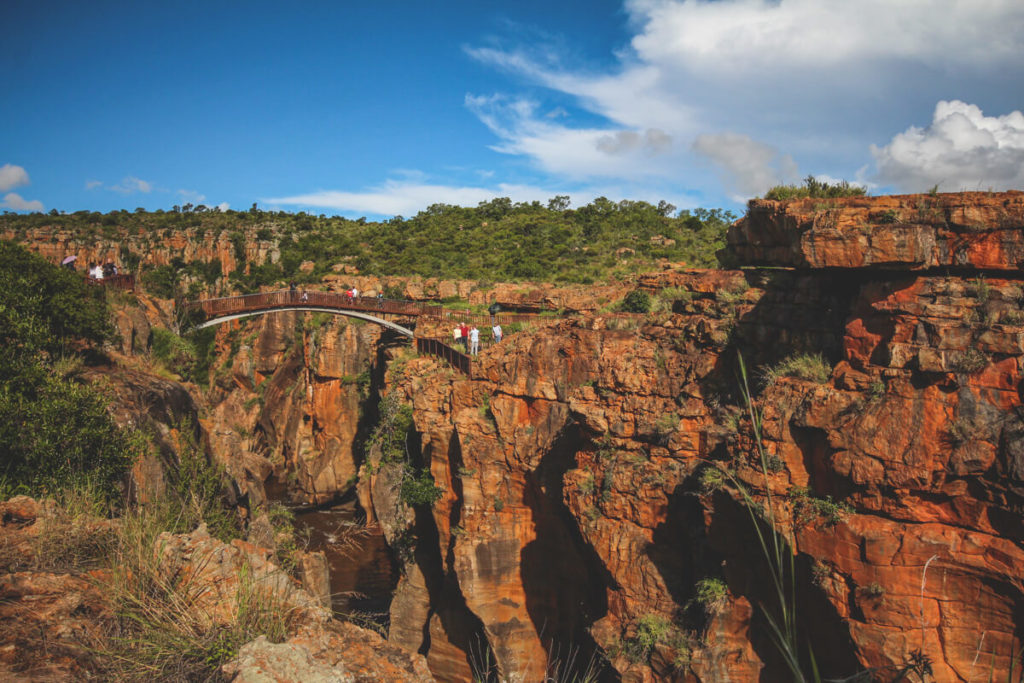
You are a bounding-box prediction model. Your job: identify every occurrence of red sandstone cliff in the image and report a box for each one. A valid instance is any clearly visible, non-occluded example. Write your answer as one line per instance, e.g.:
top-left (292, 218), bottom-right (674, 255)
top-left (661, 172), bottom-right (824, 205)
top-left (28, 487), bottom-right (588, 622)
top-left (359, 192), bottom-right (1024, 682)
top-left (5, 191), bottom-right (1024, 681)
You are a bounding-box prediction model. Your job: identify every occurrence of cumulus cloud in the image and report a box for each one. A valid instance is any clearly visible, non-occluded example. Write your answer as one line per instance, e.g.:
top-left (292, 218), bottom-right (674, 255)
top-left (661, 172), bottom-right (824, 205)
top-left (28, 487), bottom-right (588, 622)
top-left (464, 0), bottom-right (1024, 202)
top-left (85, 180), bottom-right (103, 190)
top-left (110, 176), bottom-right (152, 194)
top-left (0, 164), bottom-right (30, 192)
top-left (693, 132), bottom-right (799, 199)
top-left (872, 100), bottom-right (1024, 192)
top-left (2, 192), bottom-right (44, 212)
top-left (627, 0), bottom-right (1024, 74)
top-left (465, 94), bottom-right (679, 180)
top-left (216, 202), bottom-right (230, 212)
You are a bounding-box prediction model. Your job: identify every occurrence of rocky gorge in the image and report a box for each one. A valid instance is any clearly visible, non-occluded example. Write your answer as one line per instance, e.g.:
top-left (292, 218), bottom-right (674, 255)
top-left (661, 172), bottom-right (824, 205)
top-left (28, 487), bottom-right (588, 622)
top-left (3, 190), bottom-right (1024, 681)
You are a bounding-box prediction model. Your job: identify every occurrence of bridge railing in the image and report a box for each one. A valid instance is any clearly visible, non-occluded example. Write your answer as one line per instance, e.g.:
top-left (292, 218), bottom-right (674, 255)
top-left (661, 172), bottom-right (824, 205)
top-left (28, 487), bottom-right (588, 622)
top-left (187, 290), bottom-right (445, 319)
top-left (185, 290), bottom-right (548, 327)
top-left (85, 273), bottom-right (135, 291)
top-left (416, 337), bottom-right (472, 377)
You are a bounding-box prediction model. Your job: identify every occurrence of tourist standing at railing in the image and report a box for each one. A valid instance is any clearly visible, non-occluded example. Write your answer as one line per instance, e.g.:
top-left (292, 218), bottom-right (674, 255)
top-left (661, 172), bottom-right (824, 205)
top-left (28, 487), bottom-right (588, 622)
top-left (492, 323), bottom-right (502, 343)
top-left (453, 325), bottom-right (462, 348)
top-left (469, 325), bottom-right (480, 355)
top-left (459, 322), bottom-right (469, 352)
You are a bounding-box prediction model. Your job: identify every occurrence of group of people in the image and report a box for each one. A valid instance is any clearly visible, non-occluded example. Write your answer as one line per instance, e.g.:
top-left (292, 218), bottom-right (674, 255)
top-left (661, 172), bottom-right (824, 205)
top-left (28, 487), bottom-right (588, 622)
top-left (88, 260), bottom-right (118, 279)
top-left (453, 322), bottom-right (502, 356)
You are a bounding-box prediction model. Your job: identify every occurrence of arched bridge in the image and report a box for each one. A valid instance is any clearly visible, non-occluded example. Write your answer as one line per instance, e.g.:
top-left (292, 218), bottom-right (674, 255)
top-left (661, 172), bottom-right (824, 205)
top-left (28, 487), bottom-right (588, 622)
top-left (183, 290), bottom-right (516, 376)
top-left (187, 290), bottom-right (426, 337)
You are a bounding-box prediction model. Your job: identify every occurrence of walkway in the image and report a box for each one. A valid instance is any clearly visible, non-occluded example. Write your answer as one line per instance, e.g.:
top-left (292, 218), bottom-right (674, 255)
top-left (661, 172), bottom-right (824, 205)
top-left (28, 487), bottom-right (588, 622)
top-left (184, 290), bottom-right (525, 377)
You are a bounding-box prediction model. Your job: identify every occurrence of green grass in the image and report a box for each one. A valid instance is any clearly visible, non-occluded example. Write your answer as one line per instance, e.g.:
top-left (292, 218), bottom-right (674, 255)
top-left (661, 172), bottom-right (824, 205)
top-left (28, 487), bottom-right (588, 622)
top-left (762, 175), bottom-right (867, 201)
top-left (761, 353), bottom-right (832, 386)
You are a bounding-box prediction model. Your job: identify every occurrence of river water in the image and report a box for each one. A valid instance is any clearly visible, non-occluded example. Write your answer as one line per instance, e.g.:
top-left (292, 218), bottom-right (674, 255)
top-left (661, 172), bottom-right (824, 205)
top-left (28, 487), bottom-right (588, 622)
top-left (293, 500), bottom-right (398, 617)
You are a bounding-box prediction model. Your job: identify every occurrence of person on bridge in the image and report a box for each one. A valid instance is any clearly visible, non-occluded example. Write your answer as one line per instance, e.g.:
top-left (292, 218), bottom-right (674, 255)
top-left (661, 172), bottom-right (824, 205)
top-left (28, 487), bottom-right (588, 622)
top-left (469, 326), bottom-right (480, 355)
top-left (453, 325), bottom-right (462, 348)
top-left (492, 323), bottom-right (502, 343)
top-left (351, 286), bottom-right (359, 299)
top-left (459, 322), bottom-right (469, 351)
top-left (301, 289), bottom-right (309, 302)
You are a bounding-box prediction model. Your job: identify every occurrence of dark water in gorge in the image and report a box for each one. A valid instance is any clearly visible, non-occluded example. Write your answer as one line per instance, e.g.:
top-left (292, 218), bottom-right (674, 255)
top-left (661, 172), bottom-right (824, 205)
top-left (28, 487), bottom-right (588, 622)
top-left (265, 480), bottom-right (398, 620)
top-left (294, 500), bottom-right (398, 617)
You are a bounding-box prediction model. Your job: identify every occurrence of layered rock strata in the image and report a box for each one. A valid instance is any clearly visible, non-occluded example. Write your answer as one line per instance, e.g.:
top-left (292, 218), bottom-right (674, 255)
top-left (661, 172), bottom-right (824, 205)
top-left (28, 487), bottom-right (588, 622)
top-left (365, 192), bottom-right (1024, 682)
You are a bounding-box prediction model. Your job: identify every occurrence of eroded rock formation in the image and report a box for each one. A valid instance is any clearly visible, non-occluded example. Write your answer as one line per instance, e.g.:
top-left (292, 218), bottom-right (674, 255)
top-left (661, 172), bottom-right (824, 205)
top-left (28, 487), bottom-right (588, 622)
top-left (359, 192), bottom-right (1024, 682)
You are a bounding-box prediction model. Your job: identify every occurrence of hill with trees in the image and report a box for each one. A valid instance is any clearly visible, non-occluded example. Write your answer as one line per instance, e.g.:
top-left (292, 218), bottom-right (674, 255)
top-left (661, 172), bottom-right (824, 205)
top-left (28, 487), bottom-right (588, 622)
top-left (1, 197), bottom-right (734, 290)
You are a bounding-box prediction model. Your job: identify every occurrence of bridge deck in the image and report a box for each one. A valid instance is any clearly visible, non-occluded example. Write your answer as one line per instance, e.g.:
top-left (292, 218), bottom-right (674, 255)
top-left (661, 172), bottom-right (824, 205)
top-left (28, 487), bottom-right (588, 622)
top-left (187, 290), bottom-right (543, 327)
top-left (186, 290), bottom-right (489, 376)
top-left (188, 290), bottom-right (443, 319)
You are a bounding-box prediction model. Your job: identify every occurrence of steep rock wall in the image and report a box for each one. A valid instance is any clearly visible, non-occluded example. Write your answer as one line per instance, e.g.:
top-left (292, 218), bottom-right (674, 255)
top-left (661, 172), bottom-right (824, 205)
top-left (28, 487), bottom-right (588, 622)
top-left (367, 192), bottom-right (1024, 682)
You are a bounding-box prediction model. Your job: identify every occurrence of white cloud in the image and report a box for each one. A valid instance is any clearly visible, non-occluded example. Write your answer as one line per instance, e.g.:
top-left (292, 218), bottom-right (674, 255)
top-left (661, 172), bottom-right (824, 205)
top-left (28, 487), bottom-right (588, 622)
top-left (85, 180), bottom-right (103, 190)
top-left (2, 192), bottom-right (44, 212)
top-left (267, 179), bottom-right (554, 216)
top-left (465, 94), bottom-right (680, 181)
top-left (216, 202), bottom-right (230, 212)
top-left (0, 164), bottom-right (30, 192)
top-left (464, 0), bottom-right (1024, 202)
top-left (177, 189), bottom-right (207, 204)
top-left (872, 100), bottom-right (1024, 192)
top-left (693, 132), bottom-right (799, 199)
top-left (265, 177), bottom-right (698, 217)
top-left (627, 0), bottom-right (1024, 74)
top-left (111, 176), bottom-right (152, 194)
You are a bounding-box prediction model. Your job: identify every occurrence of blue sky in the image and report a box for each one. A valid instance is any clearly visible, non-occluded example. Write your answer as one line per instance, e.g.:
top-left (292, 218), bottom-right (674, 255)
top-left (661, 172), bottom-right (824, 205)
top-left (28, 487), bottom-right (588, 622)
top-left (3, 0), bottom-right (1023, 218)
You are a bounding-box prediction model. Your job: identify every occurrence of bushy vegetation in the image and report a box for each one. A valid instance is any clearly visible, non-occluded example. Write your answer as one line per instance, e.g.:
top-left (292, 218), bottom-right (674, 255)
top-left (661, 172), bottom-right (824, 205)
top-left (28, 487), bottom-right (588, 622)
top-left (617, 614), bottom-right (689, 669)
top-left (761, 352), bottom-right (832, 386)
top-left (694, 577), bottom-right (728, 612)
top-left (0, 241), bottom-right (135, 501)
top-left (150, 326), bottom-right (217, 385)
top-left (763, 176), bottom-right (867, 202)
top-left (2, 199), bottom-right (735, 287)
top-left (367, 393), bottom-right (442, 508)
top-left (621, 290), bottom-right (652, 313)
top-left (788, 486), bottom-right (854, 528)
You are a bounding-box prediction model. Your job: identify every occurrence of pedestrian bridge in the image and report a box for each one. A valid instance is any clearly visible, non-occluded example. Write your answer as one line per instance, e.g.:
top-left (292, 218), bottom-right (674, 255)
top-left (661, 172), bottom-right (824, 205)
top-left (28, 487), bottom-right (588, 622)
top-left (184, 290), bottom-right (482, 374)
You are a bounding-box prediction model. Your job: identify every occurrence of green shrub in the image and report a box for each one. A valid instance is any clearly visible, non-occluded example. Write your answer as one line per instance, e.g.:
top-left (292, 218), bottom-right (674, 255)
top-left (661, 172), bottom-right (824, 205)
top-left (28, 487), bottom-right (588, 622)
top-left (151, 327), bottom-right (195, 371)
top-left (0, 242), bottom-right (131, 502)
top-left (762, 353), bottom-right (832, 385)
top-left (699, 467), bottom-right (726, 493)
top-left (167, 420), bottom-right (241, 542)
top-left (366, 393), bottom-right (414, 463)
top-left (763, 175), bottom-right (867, 201)
top-left (141, 264), bottom-right (179, 299)
top-left (695, 577), bottom-right (728, 612)
top-left (621, 614), bottom-right (689, 669)
top-left (788, 486), bottom-right (853, 528)
top-left (621, 290), bottom-right (652, 313)
top-left (400, 470), bottom-right (443, 507)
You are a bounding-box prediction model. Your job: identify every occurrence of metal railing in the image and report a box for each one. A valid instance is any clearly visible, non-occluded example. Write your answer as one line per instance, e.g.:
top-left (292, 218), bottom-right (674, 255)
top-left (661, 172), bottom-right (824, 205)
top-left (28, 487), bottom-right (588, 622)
top-left (416, 337), bottom-right (472, 376)
top-left (86, 273), bottom-right (135, 291)
top-left (186, 290), bottom-right (443, 319)
top-left (185, 289), bottom-right (552, 326)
